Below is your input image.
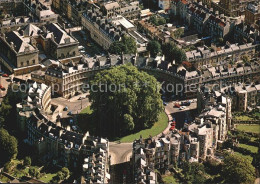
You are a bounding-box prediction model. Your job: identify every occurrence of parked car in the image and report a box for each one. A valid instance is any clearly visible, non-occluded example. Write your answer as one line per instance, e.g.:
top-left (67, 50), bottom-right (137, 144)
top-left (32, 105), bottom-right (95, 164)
top-left (179, 106), bottom-right (186, 110)
top-left (169, 126), bottom-right (175, 131)
top-left (181, 101), bottom-right (190, 106)
top-left (72, 125), bottom-right (77, 131)
top-left (2, 74), bottom-right (8, 77)
top-left (163, 102), bottom-right (168, 106)
top-left (67, 111), bottom-right (72, 115)
top-left (174, 103), bottom-right (180, 108)
top-left (63, 106), bottom-right (68, 111)
top-left (171, 122), bottom-right (176, 126)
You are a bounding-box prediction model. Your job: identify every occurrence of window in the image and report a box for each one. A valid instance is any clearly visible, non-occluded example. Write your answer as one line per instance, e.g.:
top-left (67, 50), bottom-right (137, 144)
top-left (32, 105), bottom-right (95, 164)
top-left (32, 60), bottom-right (35, 64)
top-left (21, 62), bottom-right (24, 66)
top-left (27, 60), bottom-right (29, 65)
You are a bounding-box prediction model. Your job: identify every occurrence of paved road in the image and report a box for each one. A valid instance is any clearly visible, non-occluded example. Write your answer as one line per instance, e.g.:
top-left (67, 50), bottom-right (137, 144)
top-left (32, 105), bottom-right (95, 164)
top-left (165, 99), bottom-right (197, 114)
top-left (109, 142), bottom-right (132, 165)
top-left (51, 94), bottom-right (90, 118)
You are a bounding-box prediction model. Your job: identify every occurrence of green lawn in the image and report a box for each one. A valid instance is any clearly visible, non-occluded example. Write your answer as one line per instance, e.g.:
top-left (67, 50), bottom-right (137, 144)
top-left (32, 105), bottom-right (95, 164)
top-left (254, 112), bottom-right (260, 118)
top-left (162, 175), bottom-right (179, 184)
top-left (234, 115), bottom-right (253, 121)
top-left (11, 167), bottom-right (29, 178)
top-left (238, 143), bottom-right (258, 153)
top-left (236, 124), bottom-right (260, 134)
top-left (0, 174), bottom-right (11, 183)
top-left (234, 152), bottom-right (253, 163)
top-left (39, 173), bottom-right (56, 183)
top-left (119, 111), bottom-right (168, 143)
top-left (80, 106), bottom-right (93, 114)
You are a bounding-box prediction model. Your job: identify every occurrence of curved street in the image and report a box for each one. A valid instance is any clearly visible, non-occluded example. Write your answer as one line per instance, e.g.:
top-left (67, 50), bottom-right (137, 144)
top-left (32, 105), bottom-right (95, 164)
top-left (50, 94), bottom-right (197, 165)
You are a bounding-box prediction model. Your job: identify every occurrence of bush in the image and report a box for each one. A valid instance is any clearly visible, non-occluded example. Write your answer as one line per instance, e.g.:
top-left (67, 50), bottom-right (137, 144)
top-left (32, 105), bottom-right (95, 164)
top-left (23, 156), bottom-right (31, 168)
top-left (29, 167), bottom-right (40, 178)
top-left (3, 161), bottom-right (14, 173)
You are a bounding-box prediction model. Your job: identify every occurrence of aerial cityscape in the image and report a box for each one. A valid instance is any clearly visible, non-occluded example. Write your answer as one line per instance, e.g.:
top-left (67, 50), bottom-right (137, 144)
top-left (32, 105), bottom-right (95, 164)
top-left (0, 0), bottom-right (259, 183)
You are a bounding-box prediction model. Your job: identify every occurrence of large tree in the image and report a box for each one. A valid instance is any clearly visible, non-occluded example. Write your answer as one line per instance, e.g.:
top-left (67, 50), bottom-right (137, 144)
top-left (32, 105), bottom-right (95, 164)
top-left (89, 64), bottom-right (163, 138)
top-left (109, 35), bottom-right (137, 55)
top-left (222, 153), bottom-right (255, 184)
top-left (162, 42), bottom-right (187, 64)
top-left (0, 128), bottom-right (18, 164)
top-left (147, 40), bottom-right (161, 57)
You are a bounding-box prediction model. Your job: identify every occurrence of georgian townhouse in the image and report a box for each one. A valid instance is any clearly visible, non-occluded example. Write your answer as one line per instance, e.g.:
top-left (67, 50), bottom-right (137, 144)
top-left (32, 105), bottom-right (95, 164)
top-left (234, 22), bottom-right (259, 44)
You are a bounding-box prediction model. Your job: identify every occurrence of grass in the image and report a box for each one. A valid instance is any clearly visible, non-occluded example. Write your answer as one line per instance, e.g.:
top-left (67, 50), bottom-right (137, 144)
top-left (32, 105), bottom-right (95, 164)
top-left (234, 115), bottom-right (253, 121)
top-left (234, 152), bottom-right (253, 163)
top-left (236, 124), bottom-right (260, 134)
top-left (39, 173), bottom-right (56, 183)
top-left (238, 143), bottom-right (258, 153)
top-left (119, 111), bottom-right (168, 143)
top-left (162, 175), bottom-right (179, 184)
top-left (12, 167), bottom-right (29, 178)
top-left (80, 106), bottom-right (93, 114)
top-left (0, 174), bottom-right (11, 183)
top-left (254, 112), bottom-right (260, 118)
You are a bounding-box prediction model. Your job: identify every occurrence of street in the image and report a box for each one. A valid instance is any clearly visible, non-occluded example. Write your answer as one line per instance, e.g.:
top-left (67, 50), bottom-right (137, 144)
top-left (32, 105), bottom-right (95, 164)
top-left (109, 142), bottom-right (132, 165)
top-left (51, 94), bottom-right (90, 118)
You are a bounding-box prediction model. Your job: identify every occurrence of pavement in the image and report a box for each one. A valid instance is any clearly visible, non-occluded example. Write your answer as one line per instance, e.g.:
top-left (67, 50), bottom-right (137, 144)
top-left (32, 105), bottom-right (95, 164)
top-left (109, 142), bottom-right (132, 165)
top-left (164, 99), bottom-right (197, 115)
top-left (51, 94), bottom-right (90, 119)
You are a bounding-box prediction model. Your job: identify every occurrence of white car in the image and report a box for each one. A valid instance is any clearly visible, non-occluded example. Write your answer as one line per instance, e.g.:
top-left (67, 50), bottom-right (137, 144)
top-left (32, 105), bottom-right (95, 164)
top-left (179, 106), bottom-right (186, 110)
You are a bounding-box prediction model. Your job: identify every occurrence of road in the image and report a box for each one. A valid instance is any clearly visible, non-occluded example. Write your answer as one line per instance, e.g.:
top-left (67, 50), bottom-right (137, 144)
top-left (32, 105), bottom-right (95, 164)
top-left (49, 95), bottom-right (198, 165)
top-left (164, 99), bottom-right (198, 129)
top-left (109, 142), bottom-right (132, 165)
top-left (51, 94), bottom-right (90, 118)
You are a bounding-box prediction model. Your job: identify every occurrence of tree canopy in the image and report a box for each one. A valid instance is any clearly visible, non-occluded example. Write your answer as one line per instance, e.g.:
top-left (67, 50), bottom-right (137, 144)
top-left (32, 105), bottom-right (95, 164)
top-left (149, 15), bottom-right (166, 26)
top-left (109, 35), bottom-right (137, 55)
top-left (162, 42), bottom-right (187, 64)
top-left (147, 40), bottom-right (162, 57)
top-left (0, 128), bottom-right (18, 165)
top-left (171, 28), bottom-right (184, 39)
top-left (181, 161), bottom-right (207, 184)
top-left (23, 156), bottom-right (31, 167)
top-left (222, 153), bottom-right (255, 184)
top-left (0, 98), bottom-right (12, 127)
top-left (89, 64), bottom-right (163, 138)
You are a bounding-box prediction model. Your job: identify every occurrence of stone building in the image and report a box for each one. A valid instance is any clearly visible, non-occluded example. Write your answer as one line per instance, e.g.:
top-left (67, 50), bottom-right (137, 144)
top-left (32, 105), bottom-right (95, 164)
top-left (101, 1), bottom-right (121, 18)
top-left (132, 90), bottom-right (231, 173)
top-left (23, 0), bottom-right (58, 23)
top-left (0, 30), bottom-right (39, 74)
top-left (185, 43), bottom-right (257, 68)
top-left (245, 2), bottom-right (260, 30)
top-left (211, 0), bottom-right (257, 17)
top-left (81, 7), bottom-right (124, 50)
top-left (16, 80), bottom-right (110, 182)
top-left (39, 23), bottom-right (79, 59)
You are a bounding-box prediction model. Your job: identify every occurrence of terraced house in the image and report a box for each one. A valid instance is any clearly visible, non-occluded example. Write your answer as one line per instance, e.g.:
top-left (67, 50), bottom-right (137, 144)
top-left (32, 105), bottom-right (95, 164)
top-left (15, 80), bottom-right (110, 182)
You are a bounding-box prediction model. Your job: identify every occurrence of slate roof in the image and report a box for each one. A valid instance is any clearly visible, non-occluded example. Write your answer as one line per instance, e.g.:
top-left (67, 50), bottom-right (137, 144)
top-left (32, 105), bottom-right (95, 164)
top-left (5, 31), bottom-right (36, 53)
top-left (45, 23), bottom-right (76, 44)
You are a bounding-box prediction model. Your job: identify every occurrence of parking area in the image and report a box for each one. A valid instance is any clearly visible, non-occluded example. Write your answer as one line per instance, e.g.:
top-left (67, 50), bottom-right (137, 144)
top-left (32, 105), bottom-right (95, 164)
top-left (164, 98), bottom-right (197, 114)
